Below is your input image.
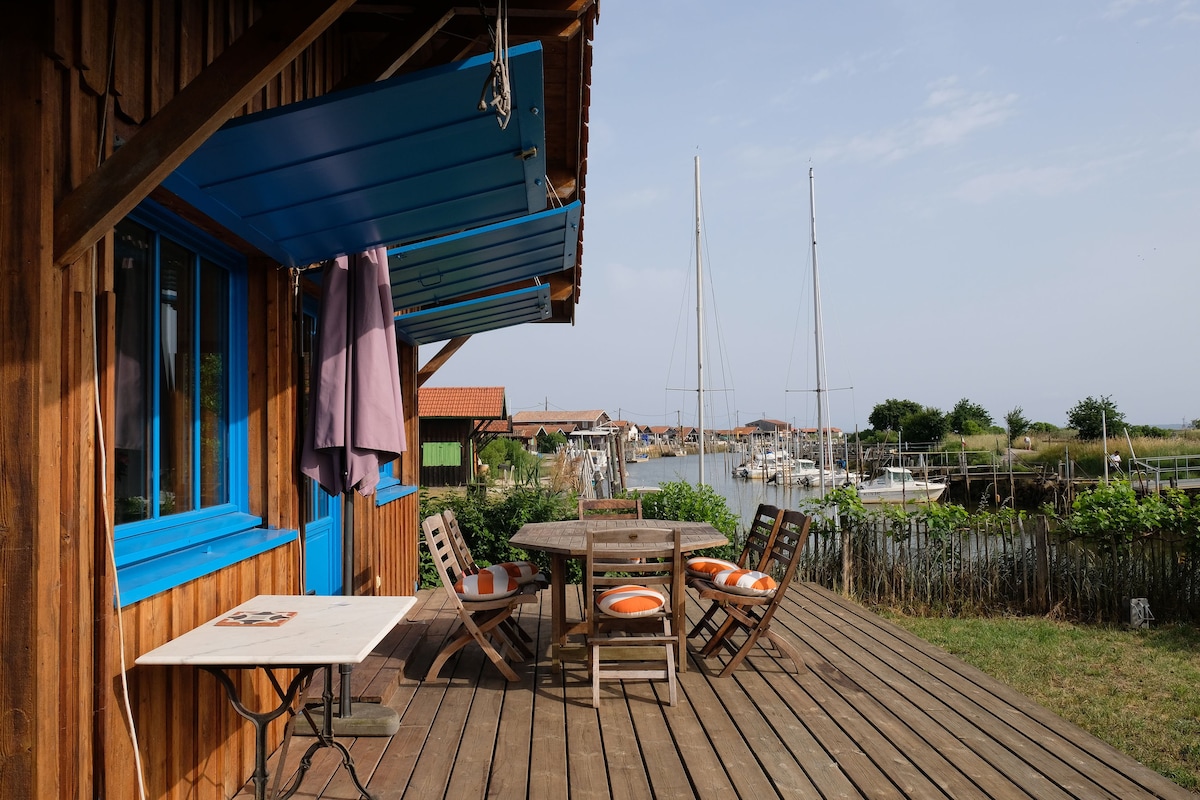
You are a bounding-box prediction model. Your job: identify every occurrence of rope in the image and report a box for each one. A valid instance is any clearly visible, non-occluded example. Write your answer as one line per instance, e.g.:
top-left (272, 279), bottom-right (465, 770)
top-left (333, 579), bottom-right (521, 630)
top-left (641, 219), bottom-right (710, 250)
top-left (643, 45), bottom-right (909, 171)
top-left (477, 0), bottom-right (512, 129)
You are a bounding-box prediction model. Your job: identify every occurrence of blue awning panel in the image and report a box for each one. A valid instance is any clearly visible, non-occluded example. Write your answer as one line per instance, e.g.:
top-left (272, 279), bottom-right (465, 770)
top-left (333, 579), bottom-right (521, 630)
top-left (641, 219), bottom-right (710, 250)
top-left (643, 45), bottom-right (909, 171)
top-left (163, 42), bottom-right (548, 267)
top-left (387, 201), bottom-right (579, 309)
top-left (393, 285), bottom-right (552, 345)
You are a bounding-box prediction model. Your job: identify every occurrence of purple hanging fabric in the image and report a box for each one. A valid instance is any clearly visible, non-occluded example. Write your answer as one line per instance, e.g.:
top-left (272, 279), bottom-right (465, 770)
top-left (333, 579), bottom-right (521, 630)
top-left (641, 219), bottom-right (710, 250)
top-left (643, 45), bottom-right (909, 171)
top-left (301, 246), bottom-right (406, 496)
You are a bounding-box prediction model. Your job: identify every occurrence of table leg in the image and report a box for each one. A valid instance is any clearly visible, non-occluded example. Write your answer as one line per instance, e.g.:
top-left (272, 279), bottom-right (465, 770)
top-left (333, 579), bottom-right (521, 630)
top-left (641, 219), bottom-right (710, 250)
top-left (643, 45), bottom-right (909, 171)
top-left (201, 666), bottom-right (316, 800)
top-left (674, 591), bottom-right (687, 673)
top-left (550, 553), bottom-right (567, 670)
top-left (202, 665), bottom-right (378, 800)
top-left (278, 666), bottom-right (375, 800)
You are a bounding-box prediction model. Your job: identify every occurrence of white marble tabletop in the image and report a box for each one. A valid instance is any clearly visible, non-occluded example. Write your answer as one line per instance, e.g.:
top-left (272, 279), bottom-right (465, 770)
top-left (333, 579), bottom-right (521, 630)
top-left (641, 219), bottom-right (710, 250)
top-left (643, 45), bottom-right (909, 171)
top-left (135, 594), bottom-right (417, 667)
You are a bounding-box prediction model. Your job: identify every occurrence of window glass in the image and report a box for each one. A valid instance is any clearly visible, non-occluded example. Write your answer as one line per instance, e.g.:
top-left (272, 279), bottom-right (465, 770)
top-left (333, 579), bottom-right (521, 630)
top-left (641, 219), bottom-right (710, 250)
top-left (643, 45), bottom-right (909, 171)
top-left (114, 222), bottom-right (154, 523)
top-left (113, 218), bottom-right (232, 525)
top-left (199, 257), bottom-right (229, 507)
top-left (159, 237), bottom-right (195, 516)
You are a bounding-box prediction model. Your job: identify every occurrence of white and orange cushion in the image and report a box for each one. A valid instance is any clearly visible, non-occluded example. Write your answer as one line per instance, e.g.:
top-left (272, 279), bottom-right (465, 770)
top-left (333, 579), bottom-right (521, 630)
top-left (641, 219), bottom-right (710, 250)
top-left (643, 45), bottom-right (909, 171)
top-left (712, 568), bottom-right (777, 597)
top-left (494, 560), bottom-right (542, 585)
top-left (454, 565), bottom-right (520, 600)
top-left (595, 585), bottom-right (667, 618)
top-left (686, 556), bottom-right (738, 580)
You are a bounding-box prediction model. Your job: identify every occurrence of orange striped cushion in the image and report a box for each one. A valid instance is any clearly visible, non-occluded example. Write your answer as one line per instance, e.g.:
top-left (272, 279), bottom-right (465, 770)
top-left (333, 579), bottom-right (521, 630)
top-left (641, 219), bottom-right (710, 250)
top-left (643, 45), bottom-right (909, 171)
top-left (712, 568), bottom-right (777, 596)
top-left (596, 585), bottom-right (666, 618)
top-left (454, 565), bottom-right (520, 600)
top-left (686, 556), bottom-right (738, 579)
top-left (495, 560), bottom-right (541, 584)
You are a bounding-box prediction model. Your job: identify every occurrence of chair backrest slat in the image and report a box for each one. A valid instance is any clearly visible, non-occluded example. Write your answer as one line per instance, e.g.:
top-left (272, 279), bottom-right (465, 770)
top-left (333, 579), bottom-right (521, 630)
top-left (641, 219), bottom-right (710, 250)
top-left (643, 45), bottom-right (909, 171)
top-left (422, 514), bottom-right (467, 611)
top-left (755, 509), bottom-right (812, 620)
top-left (585, 527), bottom-right (683, 603)
top-left (442, 508), bottom-right (479, 573)
top-left (738, 503), bottom-right (783, 569)
top-left (578, 497), bottom-right (643, 520)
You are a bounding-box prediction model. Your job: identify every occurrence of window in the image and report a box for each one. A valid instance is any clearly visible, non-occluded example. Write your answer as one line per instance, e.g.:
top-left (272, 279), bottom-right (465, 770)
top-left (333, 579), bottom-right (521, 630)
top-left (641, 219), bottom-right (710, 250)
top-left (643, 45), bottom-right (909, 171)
top-left (111, 204), bottom-right (293, 605)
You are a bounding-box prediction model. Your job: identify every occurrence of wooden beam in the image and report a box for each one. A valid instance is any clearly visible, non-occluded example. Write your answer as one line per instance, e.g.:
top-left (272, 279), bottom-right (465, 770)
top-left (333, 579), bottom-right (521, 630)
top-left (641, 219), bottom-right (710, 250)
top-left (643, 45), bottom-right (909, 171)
top-left (333, 2), bottom-right (455, 91)
top-left (53, 0), bottom-right (356, 268)
top-left (417, 336), bottom-right (471, 387)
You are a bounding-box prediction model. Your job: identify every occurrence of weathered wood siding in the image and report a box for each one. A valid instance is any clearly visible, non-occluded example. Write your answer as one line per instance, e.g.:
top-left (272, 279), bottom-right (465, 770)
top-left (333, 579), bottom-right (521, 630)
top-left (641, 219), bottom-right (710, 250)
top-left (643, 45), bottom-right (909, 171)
top-left (0, 3), bottom-right (417, 798)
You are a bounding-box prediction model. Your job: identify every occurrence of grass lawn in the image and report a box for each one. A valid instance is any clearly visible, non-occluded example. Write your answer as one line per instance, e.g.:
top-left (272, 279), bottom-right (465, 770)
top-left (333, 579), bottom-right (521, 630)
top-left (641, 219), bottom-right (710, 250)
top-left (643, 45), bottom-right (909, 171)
top-left (881, 612), bottom-right (1200, 792)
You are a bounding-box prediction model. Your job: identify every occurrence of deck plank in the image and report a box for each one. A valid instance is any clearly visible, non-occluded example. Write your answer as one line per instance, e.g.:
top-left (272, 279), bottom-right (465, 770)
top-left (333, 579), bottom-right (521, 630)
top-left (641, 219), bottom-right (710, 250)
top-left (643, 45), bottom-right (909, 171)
top-left (234, 583), bottom-right (1192, 800)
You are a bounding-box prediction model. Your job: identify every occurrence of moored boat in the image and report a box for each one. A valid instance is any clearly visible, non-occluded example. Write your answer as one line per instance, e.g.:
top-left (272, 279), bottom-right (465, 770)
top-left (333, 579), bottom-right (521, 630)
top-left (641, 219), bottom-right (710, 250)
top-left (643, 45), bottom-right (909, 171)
top-left (855, 466), bottom-right (946, 503)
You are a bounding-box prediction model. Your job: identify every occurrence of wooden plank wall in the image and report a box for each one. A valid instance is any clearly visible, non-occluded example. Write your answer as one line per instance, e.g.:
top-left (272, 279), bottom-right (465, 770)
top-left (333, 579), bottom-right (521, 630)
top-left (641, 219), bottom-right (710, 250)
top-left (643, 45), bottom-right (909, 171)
top-left (0, 2), bottom-right (419, 798)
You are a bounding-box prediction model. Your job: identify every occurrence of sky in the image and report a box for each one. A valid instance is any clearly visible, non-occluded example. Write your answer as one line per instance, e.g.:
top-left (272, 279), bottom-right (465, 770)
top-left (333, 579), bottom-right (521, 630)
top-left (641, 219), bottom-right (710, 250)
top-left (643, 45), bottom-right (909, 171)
top-left (427, 0), bottom-right (1200, 433)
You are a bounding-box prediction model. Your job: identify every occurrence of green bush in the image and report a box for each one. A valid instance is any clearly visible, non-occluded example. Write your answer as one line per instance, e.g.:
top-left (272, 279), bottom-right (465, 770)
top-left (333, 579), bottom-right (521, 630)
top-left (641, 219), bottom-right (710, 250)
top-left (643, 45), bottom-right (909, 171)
top-left (418, 486), bottom-right (576, 588)
top-left (639, 481), bottom-right (741, 562)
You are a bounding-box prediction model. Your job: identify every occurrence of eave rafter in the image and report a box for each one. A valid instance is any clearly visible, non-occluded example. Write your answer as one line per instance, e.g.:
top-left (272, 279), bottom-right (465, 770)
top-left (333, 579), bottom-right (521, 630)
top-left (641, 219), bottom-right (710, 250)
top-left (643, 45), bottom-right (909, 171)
top-left (53, 0), bottom-right (357, 268)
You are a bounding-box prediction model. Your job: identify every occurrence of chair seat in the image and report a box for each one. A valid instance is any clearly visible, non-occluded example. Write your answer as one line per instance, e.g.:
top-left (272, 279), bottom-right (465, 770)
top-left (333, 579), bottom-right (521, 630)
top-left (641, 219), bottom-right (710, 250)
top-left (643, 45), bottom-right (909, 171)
top-left (711, 568), bottom-right (777, 596)
top-left (454, 565), bottom-right (521, 600)
top-left (685, 556), bottom-right (738, 579)
top-left (596, 585), bottom-right (666, 617)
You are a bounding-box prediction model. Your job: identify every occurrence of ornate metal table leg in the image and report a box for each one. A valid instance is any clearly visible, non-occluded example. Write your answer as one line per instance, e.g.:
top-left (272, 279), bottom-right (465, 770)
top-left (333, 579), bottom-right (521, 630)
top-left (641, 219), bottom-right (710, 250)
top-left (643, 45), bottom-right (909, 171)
top-left (201, 666), bottom-right (316, 800)
top-left (277, 666), bottom-right (376, 800)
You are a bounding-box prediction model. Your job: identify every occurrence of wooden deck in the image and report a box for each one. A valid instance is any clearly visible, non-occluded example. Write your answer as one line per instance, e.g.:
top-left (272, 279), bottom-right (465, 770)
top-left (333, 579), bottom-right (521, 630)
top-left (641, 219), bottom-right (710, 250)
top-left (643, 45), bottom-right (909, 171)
top-left (237, 583), bottom-right (1191, 799)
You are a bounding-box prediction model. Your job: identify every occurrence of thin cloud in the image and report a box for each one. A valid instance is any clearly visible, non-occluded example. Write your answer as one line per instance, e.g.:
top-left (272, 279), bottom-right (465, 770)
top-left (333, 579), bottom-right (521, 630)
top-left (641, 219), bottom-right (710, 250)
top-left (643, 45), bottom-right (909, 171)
top-left (1102, 0), bottom-right (1162, 20)
top-left (812, 78), bottom-right (1017, 164)
top-left (952, 165), bottom-right (1095, 203)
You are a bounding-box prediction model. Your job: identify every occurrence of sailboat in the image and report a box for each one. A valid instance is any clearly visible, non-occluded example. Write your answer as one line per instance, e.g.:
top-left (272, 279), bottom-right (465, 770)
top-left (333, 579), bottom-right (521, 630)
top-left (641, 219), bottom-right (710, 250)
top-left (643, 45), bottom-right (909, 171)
top-left (790, 167), bottom-right (858, 492)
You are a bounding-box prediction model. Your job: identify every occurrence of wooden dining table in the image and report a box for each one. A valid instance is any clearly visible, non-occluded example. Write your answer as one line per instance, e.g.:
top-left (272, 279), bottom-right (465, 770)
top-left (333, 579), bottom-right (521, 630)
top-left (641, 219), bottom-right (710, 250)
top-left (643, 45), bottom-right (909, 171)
top-left (509, 518), bottom-right (728, 671)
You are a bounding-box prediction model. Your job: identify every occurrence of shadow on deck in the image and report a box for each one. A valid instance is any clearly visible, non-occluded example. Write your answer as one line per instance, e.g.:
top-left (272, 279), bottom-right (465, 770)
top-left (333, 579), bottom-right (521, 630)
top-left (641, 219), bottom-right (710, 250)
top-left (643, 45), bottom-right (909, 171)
top-left (238, 583), bottom-right (1190, 799)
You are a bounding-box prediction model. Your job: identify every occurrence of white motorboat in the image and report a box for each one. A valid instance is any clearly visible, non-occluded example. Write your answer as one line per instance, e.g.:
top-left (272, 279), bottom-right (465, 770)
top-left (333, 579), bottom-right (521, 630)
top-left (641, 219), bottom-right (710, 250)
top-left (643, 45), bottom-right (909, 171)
top-left (733, 450), bottom-right (794, 479)
top-left (784, 459), bottom-right (859, 487)
top-left (855, 467), bottom-right (946, 503)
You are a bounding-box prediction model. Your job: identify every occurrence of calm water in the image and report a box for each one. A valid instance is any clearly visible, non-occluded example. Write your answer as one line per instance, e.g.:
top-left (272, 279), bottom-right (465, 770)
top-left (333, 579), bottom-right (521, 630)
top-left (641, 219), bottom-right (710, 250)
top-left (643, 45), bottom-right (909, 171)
top-left (621, 452), bottom-right (828, 531)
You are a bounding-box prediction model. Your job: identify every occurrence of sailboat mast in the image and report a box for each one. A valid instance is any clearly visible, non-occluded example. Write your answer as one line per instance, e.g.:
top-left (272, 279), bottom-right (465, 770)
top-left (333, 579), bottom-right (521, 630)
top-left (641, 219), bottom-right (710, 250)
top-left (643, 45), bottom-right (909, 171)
top-left (809, 167), bottom-right (829, 493)
top-left (695, 156), bottom-right (705, 485)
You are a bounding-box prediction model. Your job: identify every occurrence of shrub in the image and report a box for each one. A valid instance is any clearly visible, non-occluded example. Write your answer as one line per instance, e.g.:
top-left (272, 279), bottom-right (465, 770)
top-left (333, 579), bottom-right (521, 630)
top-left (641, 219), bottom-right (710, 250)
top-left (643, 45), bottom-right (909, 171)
top-left (418, 486), bottom-right (576, 587)
top-left (639, 480), bottom-right (741, 561)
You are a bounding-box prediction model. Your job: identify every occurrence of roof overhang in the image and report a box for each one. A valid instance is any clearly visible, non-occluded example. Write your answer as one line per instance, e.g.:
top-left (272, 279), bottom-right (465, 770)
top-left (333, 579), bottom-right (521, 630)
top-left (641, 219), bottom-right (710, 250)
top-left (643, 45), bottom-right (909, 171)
top-left (163, 42), bottom-right (549, 267)
top-left (394, 285), bottom-right (551, 345)
top-left (388, 200), bottom-right (579, 309)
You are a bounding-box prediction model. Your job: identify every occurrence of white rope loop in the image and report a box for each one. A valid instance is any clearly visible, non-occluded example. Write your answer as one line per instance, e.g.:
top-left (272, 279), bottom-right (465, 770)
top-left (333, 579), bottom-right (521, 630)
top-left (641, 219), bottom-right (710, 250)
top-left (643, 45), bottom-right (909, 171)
top-left (477, 0), bottom-right (512, 129)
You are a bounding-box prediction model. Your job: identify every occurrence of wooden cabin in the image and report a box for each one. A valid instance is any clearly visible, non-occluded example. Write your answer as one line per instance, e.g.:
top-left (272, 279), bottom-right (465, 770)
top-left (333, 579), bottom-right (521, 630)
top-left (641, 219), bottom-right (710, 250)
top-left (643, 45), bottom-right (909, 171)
top-left (417, 386), bottom-right (509, 487)
top-left (0, 2), bottom-right (598, 798)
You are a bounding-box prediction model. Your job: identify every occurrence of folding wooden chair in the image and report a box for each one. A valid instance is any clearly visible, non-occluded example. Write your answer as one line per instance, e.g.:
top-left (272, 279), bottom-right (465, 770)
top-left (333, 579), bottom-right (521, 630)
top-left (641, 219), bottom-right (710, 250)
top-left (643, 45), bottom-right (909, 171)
top-left (421, 514), bottom-right (538, 682)
top-left (441, 508), bottom-right (543, 652)
top-left (691, 509), bottom-right (812, 677)
top-left (585, 526), bottom-right (683, 708)
top-left (578, 497), bottom-right (643, 520)
top-left (686, 503), bottom-right (783, 642)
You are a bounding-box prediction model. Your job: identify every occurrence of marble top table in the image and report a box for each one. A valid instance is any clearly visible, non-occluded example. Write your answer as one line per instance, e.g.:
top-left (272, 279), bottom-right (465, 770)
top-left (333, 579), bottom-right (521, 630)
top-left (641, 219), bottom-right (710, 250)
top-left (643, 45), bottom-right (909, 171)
top-left (137, 594), bottom-right (415, 667)
top-left (137, 594), bottom-right (415, 800)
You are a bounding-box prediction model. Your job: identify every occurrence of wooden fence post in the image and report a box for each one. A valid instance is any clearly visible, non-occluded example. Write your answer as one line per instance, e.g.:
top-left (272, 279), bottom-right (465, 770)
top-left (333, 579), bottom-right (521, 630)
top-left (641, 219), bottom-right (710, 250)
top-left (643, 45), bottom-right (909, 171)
top-left (841, 515), bottom-right (852, 598)
top-left (1035, 516), bottom-right (1049, 613)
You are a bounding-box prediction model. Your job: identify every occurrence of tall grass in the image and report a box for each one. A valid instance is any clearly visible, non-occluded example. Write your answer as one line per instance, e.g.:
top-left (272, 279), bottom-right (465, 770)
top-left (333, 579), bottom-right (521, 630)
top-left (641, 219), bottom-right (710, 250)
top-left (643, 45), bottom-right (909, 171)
top-left (956, 431), bottom-right (1200, 476)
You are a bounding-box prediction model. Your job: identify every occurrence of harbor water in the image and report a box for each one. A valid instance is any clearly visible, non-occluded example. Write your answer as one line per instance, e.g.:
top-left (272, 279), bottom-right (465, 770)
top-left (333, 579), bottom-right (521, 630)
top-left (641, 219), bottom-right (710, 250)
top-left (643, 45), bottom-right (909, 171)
top-left (622, 452), bottom-right (831, 532)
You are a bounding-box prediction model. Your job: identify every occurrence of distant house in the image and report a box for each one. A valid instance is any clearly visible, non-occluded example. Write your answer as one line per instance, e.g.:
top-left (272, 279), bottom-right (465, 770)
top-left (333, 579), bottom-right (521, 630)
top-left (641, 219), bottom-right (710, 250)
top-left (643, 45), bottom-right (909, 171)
top-left (609, 419), bottom-right (640, 442)
top-left (797, 426), bottom-right (845, 440)
top-left (746, 418), bottom-right (792, 433)
top-left (419, 387), bottom-right (508, 487)
top-left (512, 409), bottom-right (611, 432)
top-left (646, 425), bottom-right (673, 445)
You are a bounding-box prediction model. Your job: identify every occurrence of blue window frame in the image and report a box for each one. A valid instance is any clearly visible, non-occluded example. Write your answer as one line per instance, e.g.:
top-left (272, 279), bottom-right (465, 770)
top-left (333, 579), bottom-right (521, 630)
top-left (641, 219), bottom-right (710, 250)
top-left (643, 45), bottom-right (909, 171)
top-left (112, 202), bottom-right (295, 605)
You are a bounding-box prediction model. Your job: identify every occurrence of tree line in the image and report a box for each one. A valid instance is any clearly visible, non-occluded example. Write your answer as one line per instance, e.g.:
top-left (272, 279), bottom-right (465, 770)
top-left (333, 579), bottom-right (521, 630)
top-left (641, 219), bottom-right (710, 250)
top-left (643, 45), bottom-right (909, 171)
top-left (863, 394), bottom-right (1177, 445)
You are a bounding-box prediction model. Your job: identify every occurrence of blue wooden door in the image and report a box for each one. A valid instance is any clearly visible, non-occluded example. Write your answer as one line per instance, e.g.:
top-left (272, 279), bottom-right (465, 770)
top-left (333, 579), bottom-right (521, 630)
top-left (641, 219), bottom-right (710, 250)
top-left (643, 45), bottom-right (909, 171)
top-left (302, 299), bottom-right (342, 595)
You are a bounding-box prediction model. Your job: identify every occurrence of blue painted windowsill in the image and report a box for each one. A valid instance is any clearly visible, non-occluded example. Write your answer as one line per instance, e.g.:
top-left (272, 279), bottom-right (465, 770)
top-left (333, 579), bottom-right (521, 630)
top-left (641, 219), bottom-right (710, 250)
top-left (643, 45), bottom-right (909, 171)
top-left (116, 525), bottom-right (298, 607)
